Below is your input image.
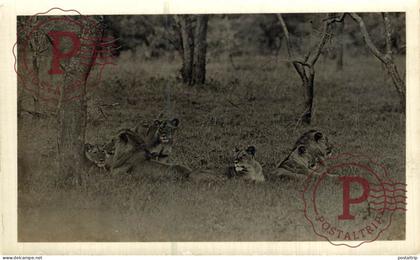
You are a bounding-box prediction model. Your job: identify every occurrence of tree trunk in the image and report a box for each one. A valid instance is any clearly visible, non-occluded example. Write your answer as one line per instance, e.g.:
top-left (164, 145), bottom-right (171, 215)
top-left (17, 79), bottom-right (24, 119)
top-left (57, 17), bottom-right (103, 186)
top-left (192, 15), bottom-right (209, 85)
top-left (28, 16), bottom-right (41, 113)
top-left (17, 19), bottom-right (25, 119)
top-left (302, 70), bottom-right (315, 125)
top-left (336, 20), bottom-right (344, 71)
top-left (292, 62), bottom-right (315, 125)
top-left (57, 82), bottom-right (88, 186)
top-left (382, 13), bottom-right (405, 111)
top-left (32, 56), bottom-right (40, 113)
top-left (385, 61), bottom-right (406, 110)
top-left (178, 15), bottom-right (194, 85)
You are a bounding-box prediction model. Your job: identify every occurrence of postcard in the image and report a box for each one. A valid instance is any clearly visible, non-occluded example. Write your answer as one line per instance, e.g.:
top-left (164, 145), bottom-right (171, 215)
top-left (0, 0), bottom-right (419, 255)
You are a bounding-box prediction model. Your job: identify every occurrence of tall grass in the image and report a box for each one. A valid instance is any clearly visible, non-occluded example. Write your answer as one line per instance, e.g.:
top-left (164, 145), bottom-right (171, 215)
top-left (18, 53), bottom-right (405, 241)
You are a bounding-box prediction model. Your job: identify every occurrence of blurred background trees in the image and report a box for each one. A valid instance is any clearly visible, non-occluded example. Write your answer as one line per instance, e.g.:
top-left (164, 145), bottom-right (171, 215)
top-left (102, 13), bottom-right (405, 122)
top-left (19, 13), bottom-right (405, 125)
top-left (103, 13), bottom-right (404, 61)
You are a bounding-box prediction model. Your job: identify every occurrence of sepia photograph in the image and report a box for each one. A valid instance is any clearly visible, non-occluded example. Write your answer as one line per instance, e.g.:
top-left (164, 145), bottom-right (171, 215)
top-left (15, 11), bottom-right (406, 244)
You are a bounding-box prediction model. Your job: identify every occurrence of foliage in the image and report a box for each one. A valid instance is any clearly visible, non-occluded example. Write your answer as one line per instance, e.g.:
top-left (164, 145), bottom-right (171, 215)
top-left (102, 13), bottom-right (405, 59)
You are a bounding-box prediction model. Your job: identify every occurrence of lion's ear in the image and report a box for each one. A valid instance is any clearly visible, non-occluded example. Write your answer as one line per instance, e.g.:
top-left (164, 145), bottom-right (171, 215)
top-left (171, 118), bottom-right (179, 127)
top-left (120, 133), bottom-right (129, 144)
top-left (118, 130), bottom-right (132, 144)
top-left (84, 143), bottom-right (93, 151)
top-left (246, 146), bottom-right (256, 156)
top-left (297, 145), bottom-right (306, 155)
top-left (154, 119), bottom-right (161, 126)
top-left (314, 132), bottom-right (323, 142)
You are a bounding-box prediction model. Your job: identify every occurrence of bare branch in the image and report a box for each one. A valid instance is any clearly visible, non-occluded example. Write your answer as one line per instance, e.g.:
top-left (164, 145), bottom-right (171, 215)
top-left (349, 13), bottom-right (387, 64)
top-left (292, 62), bottom-right (305, 78)
top-left (292, 60), bottom-right (311, 68)
top-left (44, 33), bottom-right (68, 74)
top-left (382, 12), bottom-right (393, 59)
top-left (100, 37), bottom-right (120, 45)
top-left (277, 13), bottom-right (345, 125)
top-left (98, 106), bottom-right (108, 119)
top-left (323, 13), bottom-right (347, 24)
top-left (349, 12), bottom-right (405, 111)
top-left (307, 13), bottom-right (334, 66)
top-left (276, 14), bottom-right (293, 59)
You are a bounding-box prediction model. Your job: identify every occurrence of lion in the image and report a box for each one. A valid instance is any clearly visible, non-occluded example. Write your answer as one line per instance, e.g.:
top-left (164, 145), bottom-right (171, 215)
top-left (294, 129), bottom-right (333, 164)
top-left (84, 143), bottom-right (107, 169)
top-left (110, 128), bottom-right (190, 181)
top-left (269, 144), bottom-right (318, 181)
top-left (226, 146), bottom-right (265, 183)
top-left (96, 117), bottom-right (179, 170)
top-left (137, 118), bottom-right (180, 163)
top-left (110, 128), bottom-right (148, 172)
top-left (102, 138), bottom-right (116, 170)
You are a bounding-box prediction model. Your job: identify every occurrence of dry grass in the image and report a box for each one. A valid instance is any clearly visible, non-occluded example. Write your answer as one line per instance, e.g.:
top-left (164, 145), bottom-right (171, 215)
top-left (18, 53), bottom-right (405, 241)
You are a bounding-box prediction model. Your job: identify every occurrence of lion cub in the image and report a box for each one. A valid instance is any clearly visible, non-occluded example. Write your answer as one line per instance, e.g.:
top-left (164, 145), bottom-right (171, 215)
top-left (227, 146), bottom-right (265, 183)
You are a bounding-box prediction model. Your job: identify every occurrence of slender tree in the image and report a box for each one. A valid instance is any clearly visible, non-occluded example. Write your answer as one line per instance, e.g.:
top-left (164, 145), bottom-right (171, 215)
top-left (277, 13), bottom-right (340, 125)
top-left (176, 15), bottom-right (195, 85)
top-left (57, 16), bottom-right (104, 186)
top-left (277, 13), bottom-right (405, 123)
top-left (28, 16), bottom-right (44, 113)
top-left (192, 15), bottom-right (209, 84)
top-left (348, 13), bottom-right (405, 111)
top-left (336, 20), bottom-right (344, 71)
top-left (17, 16), bottom-right (48, 116)
top-left (174, 15), bottom-right (209, 86)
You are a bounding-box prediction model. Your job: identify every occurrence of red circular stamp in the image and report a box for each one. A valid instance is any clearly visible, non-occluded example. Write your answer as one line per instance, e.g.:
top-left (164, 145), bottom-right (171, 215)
top-left (303, 152), bottom-right (407, 247)
top-left (13, 8), bottom-right (117, 104)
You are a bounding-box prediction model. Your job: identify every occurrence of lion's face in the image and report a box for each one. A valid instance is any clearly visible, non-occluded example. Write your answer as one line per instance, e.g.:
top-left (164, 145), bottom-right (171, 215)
top-left (233, 146), bottom-right (257, 172)
top-left (85, 143), bottom-right (106, 167)
top-left (287, 144), bottom-right (318, 170)
top-left (103, 138), bottom-right (115, 155)
top-left (151, 118), bottom-right (179, 144)
top-left (295, 130), bottom-right (333, 163)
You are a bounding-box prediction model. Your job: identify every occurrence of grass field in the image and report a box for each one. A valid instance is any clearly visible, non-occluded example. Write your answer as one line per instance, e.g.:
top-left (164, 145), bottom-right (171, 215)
top-left (18, 52), bottom-right (406, 242)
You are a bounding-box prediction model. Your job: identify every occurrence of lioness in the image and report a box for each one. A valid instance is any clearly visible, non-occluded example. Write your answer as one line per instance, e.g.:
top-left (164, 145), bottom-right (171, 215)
top-left (110, 128), bottom-right (190, 180)
top-left (95, 117), bottom-right (180, 171)
top-left (270, 144), bottom-right (318, 181)
top-left (294, 129), bottom-right (333, 163)
top-left (98, 117), bottom-right (180, 169)
top-left (226, 146), bottom-right (265, 182)
top-left (137, 118), bottom-right (180, 163)
top-left (84, 143), bottom-right (107, 169)
top-left (111, 128), bottom-right (148, 172)
top-left (102, 138), bottom-right (116, 170)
